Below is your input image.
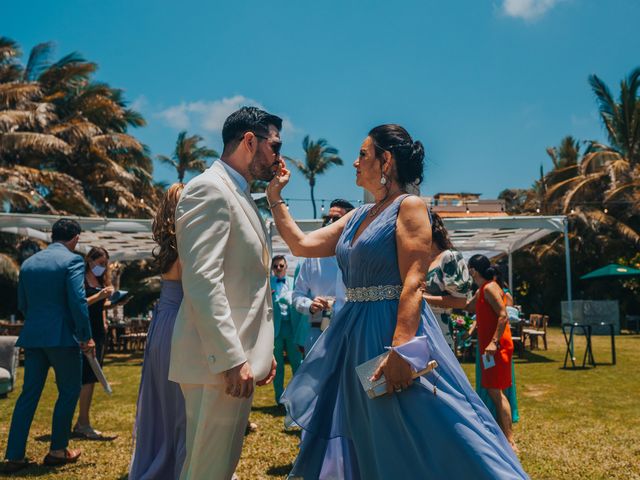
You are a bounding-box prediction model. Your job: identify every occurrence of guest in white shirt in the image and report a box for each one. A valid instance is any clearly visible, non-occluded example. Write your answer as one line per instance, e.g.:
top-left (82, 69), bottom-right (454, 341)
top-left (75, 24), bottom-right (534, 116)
top-left (293, 199), bottom-right (354, 354)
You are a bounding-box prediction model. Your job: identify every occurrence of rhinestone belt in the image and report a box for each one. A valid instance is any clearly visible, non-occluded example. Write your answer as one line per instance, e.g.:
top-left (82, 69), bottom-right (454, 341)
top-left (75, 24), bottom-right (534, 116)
top-left (345, 285), bottom-right (403, 302)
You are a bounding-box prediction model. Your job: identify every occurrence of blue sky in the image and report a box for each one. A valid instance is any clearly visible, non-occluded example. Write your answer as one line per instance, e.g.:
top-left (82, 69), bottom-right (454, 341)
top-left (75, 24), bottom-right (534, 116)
top-left (3, 0), bottom-right (640, 217)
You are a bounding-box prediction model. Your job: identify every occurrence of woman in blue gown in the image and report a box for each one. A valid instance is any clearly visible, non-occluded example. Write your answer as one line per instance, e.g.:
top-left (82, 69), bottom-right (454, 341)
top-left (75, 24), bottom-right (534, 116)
top-left (129, 183), bottom-right (186, 480)
top-left (267, 124), bottom-right (528, 479)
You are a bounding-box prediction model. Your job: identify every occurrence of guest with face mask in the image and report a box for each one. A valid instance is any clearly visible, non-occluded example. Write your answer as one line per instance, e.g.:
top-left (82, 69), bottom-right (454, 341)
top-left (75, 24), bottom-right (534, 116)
top-left (73, 247), bottom-right (116, 440)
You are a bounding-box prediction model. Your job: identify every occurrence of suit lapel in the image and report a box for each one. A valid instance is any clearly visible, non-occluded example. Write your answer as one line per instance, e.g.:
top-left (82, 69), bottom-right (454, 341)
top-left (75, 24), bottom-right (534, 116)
top-left (211, 161), bottom-right (270, 268)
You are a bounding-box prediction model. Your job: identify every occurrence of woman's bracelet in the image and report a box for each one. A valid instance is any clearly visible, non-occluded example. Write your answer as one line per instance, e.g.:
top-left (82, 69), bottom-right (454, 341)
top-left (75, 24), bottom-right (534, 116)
top-left (268, 199), bottom-right (286, 210)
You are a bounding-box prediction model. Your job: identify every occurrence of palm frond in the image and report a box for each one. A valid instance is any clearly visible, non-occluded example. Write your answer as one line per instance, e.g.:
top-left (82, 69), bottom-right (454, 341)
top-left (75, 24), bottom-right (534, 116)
top-left (123, 108), bottom-right (146, 128)
top-left (91, 133), bottom-right (144, 153)
top-left (534, 235), bottom-right (563, 261)
top-left (589, 73), bottom-right (617, 121)
top-left (285, 156), bottom-right (310, 178)
top-left (0, 37), bottom-right (21, 62)
top-left (0, 82), bottom-right (42, 108)
top-left (157, 155), bottom-right (177, 168)
top-left (0, 103), bottom-right (56, 133)
top-left (0, 165), bottom-right (96, 215)
top-left (49, 120), bottom-right (103, 143)
top-left (603, 182), bottom-right (640, 204)
top-left (0, 110), bottom-right (35, 132)
top-left (575, 209), bottom-right (640, 245)
top-left (580, 149), bottom-right (623, 174)
top-left (562, 172), bottom-right (606, 212)
top-left (544, 165), bottom-right (579, 187)
top-left (24, 42), bottom-right (54, 81)
top-left (0, 131), bottom-right (72, 156)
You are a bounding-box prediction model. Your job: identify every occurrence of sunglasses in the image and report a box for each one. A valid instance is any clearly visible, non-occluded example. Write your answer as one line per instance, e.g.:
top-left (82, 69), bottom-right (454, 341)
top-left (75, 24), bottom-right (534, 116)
top-left (322, 215), bottom-right (341, 226)
top-left (254, 134), bottom-right (282, 156)
top-left (273, 264), bottom-right (286, 269)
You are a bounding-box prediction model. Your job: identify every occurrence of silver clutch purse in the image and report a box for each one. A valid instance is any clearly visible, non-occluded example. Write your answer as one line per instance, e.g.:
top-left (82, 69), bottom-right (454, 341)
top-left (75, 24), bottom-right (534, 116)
top-left (355, 352), bottom-right (438, 399)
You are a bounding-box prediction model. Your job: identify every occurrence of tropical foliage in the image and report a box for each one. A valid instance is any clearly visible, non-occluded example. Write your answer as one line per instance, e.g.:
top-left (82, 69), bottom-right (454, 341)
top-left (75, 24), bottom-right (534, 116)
top-left (157, 131), bottom-right (218, 183)
top-left (0, 36), bottom-right (159, 217)
top-left (287, 136), bottom-right (343, 218)
top-left (499, 68), bottom-right (640, 321)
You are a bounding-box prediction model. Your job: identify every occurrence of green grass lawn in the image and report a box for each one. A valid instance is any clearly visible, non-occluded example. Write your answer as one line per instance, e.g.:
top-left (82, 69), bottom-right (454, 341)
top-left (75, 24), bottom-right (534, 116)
top-left (1, 328), bottom-right (639, 479)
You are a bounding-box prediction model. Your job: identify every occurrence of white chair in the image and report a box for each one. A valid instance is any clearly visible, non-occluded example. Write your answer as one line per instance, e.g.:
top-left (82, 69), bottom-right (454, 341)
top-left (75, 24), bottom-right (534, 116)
top-left (0, 336), bottom-right (19, 398)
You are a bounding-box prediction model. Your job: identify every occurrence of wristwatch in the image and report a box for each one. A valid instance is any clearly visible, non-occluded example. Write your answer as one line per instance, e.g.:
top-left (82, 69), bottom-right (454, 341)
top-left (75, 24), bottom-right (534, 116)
top-left (493, 339), bottom-right (501, 349)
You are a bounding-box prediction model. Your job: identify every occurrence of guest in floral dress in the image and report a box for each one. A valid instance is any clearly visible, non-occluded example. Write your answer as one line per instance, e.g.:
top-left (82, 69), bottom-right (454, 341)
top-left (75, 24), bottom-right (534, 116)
top-left (423, 212), bottom-right (472, 349)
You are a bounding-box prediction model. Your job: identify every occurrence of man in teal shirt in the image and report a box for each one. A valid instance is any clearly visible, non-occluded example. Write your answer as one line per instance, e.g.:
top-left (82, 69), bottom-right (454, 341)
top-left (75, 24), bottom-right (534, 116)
top-left (3, 219), bottom-right (95, 472)
top-left (270, 255), bottom-right (303, 404)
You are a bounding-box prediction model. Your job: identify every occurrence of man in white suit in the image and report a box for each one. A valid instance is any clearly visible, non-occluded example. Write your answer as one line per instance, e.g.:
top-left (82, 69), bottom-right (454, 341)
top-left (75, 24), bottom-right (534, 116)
top-left (169, 107), bottom-right (281, 480)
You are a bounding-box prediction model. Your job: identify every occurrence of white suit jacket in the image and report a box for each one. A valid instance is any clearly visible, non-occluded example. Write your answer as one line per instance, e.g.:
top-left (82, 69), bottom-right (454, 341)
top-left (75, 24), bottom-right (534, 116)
top-left (169, 160), bottom-right (274, 385)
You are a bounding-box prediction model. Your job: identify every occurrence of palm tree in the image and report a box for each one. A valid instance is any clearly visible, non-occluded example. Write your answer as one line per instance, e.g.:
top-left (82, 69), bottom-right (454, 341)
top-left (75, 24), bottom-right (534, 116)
top-left (0, 36), bottom-right (159, 217)
top-left (287, 136), bottom-right (343, 218)
top-left (158, 131), bottom-right (218, 183)
top-left (589, 67), bottom-right (640, 164)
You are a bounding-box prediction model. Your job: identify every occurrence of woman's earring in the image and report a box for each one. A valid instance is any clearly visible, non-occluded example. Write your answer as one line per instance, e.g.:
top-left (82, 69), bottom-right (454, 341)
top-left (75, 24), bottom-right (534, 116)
top-left (380, 175), bottom-right (387, 185)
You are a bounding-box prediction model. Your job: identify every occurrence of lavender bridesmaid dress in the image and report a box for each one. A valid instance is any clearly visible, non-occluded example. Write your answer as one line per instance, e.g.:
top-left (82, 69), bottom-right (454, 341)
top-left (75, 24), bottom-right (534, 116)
top-left (129, 280), bottom-right (186, 479)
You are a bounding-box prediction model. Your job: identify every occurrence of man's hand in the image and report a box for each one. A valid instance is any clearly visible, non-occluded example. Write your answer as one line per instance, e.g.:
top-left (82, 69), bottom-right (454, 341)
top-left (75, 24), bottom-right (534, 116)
top-left (257, 357), bottom-right (277, 386)
top-left (79, 338), bottom-right (96, 358)
top-left (309, 296), bottom-right (329, 315)
top-left (223, 361), bottom-right (254, 398)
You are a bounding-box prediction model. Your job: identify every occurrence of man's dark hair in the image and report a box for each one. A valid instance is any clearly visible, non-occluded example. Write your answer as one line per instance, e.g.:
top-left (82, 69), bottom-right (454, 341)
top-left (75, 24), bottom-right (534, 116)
top-left (330, 199), bottom-right (355, 212)
top-left (17, 239), bottom-right (41, 265)
top-left (271, 255), bottom-right (287, 267)
top-left (222, 106), bottom-right (283, 153)
top-left (51, 219), bottom-right (81, 242)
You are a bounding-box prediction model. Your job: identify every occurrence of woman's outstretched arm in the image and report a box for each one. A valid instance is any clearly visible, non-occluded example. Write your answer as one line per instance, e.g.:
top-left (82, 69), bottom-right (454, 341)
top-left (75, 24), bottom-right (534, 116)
top-left (267, 159), bottom-right (355, 258)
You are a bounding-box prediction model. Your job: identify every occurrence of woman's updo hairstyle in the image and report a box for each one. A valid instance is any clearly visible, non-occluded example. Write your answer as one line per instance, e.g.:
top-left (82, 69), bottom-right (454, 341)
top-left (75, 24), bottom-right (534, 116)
top-left (468, 254), bottom-right (497, 281)
top-left (368, 124), bottom-right (425, 187)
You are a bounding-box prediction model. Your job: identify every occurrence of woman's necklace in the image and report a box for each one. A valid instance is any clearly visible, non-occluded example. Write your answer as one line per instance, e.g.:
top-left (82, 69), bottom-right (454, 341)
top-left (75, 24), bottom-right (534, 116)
top-left (368, 189), bottom-right (402, 217)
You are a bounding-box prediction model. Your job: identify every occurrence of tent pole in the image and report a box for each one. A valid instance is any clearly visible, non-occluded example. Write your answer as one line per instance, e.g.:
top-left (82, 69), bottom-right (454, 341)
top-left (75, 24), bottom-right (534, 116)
top-left (508, 250), bottom-right (514, 303)
top-left (563, 218), bottom-right (573, 323)
top-left (563, 217), bottom-right (574, 359)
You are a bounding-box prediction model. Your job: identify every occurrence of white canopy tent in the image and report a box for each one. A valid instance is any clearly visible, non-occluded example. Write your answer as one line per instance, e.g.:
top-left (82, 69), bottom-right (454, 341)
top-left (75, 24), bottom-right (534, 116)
top-left (442, 216), bottom-right (570, 303)
top-left (0, 213), bottom-right (155, 261)
top-left (0, 212), bottom-right (573, 320)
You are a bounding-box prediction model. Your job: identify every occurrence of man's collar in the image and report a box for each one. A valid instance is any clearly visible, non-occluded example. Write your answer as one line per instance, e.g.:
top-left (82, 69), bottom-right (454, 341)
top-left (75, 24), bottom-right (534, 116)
top-left (220, 160), bottom-right (249, 193)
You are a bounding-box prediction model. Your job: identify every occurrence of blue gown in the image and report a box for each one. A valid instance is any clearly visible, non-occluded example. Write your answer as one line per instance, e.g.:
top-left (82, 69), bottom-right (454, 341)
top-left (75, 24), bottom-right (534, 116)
top-left (281, 196), bottom-right (528, 479)
top-left (129, 280), bottom-right (186, 480)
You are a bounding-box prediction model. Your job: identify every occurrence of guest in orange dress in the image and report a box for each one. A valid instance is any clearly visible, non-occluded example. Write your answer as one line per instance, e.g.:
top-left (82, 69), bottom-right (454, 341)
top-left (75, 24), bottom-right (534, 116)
top-left (466, 254), bottom-right (517, 451)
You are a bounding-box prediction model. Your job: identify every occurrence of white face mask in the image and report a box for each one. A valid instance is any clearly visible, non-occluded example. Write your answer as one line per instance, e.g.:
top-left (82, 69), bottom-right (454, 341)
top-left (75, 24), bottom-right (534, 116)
top-left (91, 265), bottom-right (106, 277)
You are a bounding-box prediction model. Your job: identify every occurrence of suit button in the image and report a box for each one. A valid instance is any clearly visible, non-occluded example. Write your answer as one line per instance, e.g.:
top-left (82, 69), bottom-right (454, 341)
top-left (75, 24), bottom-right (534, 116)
top-left (208, 355), bottom-right (216, 363)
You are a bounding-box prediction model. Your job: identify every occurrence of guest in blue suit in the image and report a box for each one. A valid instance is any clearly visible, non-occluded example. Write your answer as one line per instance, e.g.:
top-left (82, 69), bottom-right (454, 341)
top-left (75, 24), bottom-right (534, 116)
top-left (270, 255), bottom-right (303, 404)
top-left (3, 219), bottom-right (95, 473)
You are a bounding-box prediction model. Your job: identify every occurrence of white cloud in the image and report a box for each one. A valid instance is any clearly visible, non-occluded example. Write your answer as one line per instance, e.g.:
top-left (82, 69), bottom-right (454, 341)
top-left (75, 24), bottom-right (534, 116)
top-left (129, 95), bottom-right (148, 112)
top-left (501, 0), bottom-right (562, 20)
top-left (156, 95), bottom-right (295, 134)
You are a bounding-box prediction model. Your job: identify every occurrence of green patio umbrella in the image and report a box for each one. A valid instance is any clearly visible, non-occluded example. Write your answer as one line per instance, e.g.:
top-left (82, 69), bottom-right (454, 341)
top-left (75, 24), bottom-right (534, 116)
top-left (580, 263), bottom-right (640, 280)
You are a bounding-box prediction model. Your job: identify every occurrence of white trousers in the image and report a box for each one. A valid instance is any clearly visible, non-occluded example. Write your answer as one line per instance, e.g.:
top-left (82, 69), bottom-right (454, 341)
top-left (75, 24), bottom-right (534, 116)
top-left (179, 383), bottom-right (253, 480)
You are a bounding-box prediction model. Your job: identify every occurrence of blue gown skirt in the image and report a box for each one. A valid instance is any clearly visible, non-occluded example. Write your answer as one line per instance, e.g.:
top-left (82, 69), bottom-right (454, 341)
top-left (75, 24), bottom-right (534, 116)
top-left (129, 280), bottom-right (186, 480)
top-left (281, 297), bottom-right (528, 479)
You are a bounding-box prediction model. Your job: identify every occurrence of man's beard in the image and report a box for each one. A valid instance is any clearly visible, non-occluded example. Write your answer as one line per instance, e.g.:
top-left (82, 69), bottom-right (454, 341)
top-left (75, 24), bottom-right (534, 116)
top-left (249, 151), bottom-right (277, 182)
